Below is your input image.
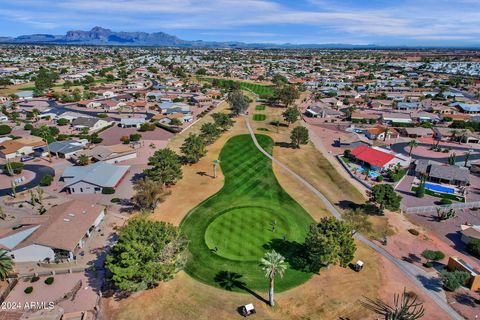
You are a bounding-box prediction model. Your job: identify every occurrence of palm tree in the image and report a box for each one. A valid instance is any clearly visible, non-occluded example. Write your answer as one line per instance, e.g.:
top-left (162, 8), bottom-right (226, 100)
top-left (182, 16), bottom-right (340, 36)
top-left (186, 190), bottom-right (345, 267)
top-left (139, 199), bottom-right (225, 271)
top-left (361, 288), bottom-right (425, 320)
top-left (407, 139), bottom-right (418, 156)
top-left (464, 152), bottom-right (471, 167)
top-left (364, 168), bottom-right (371, 180)
top-left (77, 154), bottom-right (89, 166)
top-left (383, 127), bottom-right (390, 141)
top-left (0, 250), bottom-right (13, 280)
top-left (260, 250), bottom-right (288, 307)
top-left (450, 129), bottom-right (458, 143)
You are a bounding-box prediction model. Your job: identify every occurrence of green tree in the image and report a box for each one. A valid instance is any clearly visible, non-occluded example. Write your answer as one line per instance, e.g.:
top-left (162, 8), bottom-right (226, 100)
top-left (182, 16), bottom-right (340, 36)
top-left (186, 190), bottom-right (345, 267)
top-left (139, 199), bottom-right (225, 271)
top-left (416, 176), bottom-right (426, 198)
top-left (131, 178), bottom-right (169, 212)
top-left (272, 73), bottom-right (287, 86)
top-left (76, 154), bottom-right (89, 166)
top-left (181, 134), bottom-right (207, 164)
top-left (369, 184), bottom-right (402, 212)
top-left (361, 289), bottom-right (425, 320)
top-left (57, 118), bottom-right (69, 126)
top-left (0, 125), bottom-right (12, 135)
top-left (105, 219), bottom-right (187, 292)
top-left (34, 68), bottom-right (58, 92)
top-left (260, 250), bottom-right (288, 307)
top-left (227, 90), bottom-right (249, 115)
top-left (467, 239), bottom-right (480, 258)
top-left (290, 126), bottom-right (309, 148)
top-left (200, 122), bottom-right (221, 145)
top-left (276, 85), bottom-right (299, 107)
top-left (304, 217), bottom-right (356, 272)
top-left (441, 270), bottom-right (470, 292)
top-left (282, 106), bottom-right (300, 126)
top-left (407, 139), bottom-right (418, 156)
top-left (343, 208), bottom-right (373, 235)
top-left (145, 148), bottom-right (183, 186)
top-left (421, 250), bottom-right (445, 266)
top-left (211, 112), bottom-right (234, 131)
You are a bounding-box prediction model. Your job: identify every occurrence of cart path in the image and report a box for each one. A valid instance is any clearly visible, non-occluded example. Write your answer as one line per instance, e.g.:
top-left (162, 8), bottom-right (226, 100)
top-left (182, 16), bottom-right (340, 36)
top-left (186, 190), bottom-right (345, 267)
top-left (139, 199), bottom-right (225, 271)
top-left (244, 115), bottom-right (463, 320)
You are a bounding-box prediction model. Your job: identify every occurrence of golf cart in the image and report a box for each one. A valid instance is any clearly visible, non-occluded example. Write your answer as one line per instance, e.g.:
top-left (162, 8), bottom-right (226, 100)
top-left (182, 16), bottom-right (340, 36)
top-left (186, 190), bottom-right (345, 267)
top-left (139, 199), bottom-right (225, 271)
top-left (353, 260), bottom-right (364, 272)
top-left (240, 303), bottom-right (256, 317)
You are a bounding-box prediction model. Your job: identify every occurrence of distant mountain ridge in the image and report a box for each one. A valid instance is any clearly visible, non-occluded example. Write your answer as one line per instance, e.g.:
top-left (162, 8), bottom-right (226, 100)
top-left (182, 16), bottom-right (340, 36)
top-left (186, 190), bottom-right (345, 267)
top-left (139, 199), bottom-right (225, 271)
top-left (0, 26), bottom-right (379, 49)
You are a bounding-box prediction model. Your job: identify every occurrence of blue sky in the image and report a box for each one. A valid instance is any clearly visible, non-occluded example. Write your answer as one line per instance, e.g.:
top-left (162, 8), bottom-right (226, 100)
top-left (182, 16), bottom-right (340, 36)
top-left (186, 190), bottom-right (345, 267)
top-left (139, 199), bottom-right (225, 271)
top-left (1, 0), bottom-right (480, 46)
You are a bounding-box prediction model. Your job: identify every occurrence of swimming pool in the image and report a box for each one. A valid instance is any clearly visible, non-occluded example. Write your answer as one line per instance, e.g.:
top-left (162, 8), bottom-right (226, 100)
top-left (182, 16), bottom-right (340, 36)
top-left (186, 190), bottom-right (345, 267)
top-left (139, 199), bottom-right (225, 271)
top-left (425, 183), bottom-right (455, 194)
top-left (357, 167), bottom-right (381, 179)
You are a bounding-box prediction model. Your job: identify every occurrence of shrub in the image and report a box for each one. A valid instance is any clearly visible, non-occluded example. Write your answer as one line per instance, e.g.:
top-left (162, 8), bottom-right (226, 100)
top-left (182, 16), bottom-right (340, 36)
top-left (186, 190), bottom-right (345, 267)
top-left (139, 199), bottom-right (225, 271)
top-left (30, 276), bottom-right (40, 283)
top-left (44, 277), bottom-right (54, 285)
top-left (90, 136), bottom-right (103, 144)
top-left (441, 270), bottom-right (470, 291)
top-left (376, 175), bottom-right (384, 182)
top-left (408, 228), bottom-right (419, 236)
top-left (102, 187), bottom-right (115, 194)
top-left (343, 149), bottom-right (351, 157)
top-left (3, 162), bottom-right (24, 175)
top-left (423, 261), bottom-right (433, 268)
top-left (129, 133), bottom-right (142, 142)
top-left (40, 174), bottom-right (53, 186)
top-left (139, 123), bottom-right (156, 132)
top-left (24, 286), bottom-right (33, 294)
top-left (422, 249), bottom-right (445, 262)
top-left (111, 198), bottom-right (121, 203)
top-left (467, 239), bottom-right (480, 258)
top-left (57, 118), bottom-right (69, 126)
top-left (97, 113), bottom-right (108, 118)
top-left (0, 124), bottom-right (12, 135)
top-left (24, 123), bottom-right (33, 130)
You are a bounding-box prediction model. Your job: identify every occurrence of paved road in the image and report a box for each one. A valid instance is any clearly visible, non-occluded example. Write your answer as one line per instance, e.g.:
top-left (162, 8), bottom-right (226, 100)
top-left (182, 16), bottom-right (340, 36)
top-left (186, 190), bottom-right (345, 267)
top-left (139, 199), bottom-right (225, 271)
top-left (391, 141), bottom-right (480, 164)
top-left (46, 99), bottom-right (156, 120)
top-left (244, 116), bottom-right (463, 320)
top-left (0, 164), bottom-right (55, 196)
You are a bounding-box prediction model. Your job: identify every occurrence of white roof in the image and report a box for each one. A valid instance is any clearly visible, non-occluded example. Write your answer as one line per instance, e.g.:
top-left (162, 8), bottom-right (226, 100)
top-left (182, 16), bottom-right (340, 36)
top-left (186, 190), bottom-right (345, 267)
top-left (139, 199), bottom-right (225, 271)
top-left (245, 304), bottom-right (254, 311)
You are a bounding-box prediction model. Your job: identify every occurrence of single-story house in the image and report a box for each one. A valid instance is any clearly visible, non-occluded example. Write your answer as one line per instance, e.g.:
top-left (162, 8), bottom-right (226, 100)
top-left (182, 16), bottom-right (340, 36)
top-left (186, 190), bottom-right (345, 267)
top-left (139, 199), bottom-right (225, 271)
top-left (119, 117), bottom-right (146, 128)
top-left (401, 127), bottom-right (434, 138)
top-left (48, 140), bottom-right (88, 159)
top-left (72, 117), bottom-right (113, 133)
top-left (61, 161), bottom-right (130, 194)
top-left (414, 160), bottom-right (469, 186)
top-left (349, 145), bottom-right (410, 170)
top-left (71, 144), bottom-right (137, 164)
top-left (0, 200), bottom-right (105, 263)
top-left (451, 103), bottom-right (480, 114)
top-left (460, 225), bottom-right (480, 245)
top-left (396, 102), bottom-right (420, 111)
top-left (0, 136), bottom-right (46, 159)
top-left (382, 112), bottom-right (412, 124)
top-left (365, 126), bottom-right (399, 140)
top-left (305, 106), bottom-right (343, 118)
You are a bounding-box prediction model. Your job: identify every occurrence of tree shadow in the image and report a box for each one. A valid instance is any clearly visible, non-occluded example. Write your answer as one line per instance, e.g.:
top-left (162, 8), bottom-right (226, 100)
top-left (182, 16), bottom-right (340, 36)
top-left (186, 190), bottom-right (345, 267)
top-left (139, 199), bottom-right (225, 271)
top-left (453, 292), bottom-right (479, 307)
top-left (416, 274), bottom-right (442, 292)
top-left (263, 239), bottom-right (309, 272)
top-left (214, 271), bottom-right (269, 305)
top-left (197, 171), bottom-right (214, 178)
top-left (274, 142), bottom-right (296, 149)
top-left (402, 253), bottom-right (422, 264)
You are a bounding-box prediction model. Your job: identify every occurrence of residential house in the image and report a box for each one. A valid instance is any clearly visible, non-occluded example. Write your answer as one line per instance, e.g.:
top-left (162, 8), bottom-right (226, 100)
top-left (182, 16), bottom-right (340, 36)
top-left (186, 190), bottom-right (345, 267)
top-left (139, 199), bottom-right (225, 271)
top-left (349, 145), bottom-right (410, 170)
top-left (0, 136), bottom-right (46, 159)
top-left (72, 144), bottom-right (137, 164)
top-left (1, 200), bottom-right (106, 262)
top-left (71, 117), bottom-right (113, 133)
top-left (48, 140), bottom-right (88, 159)
top-left (414, 160), bottom-right (469, 186)
top-left (447, 257), bottom-right (480, 291)
top-left (382, 112), bottom-right (412, 124)
top-left (61, 161), bottom-right (130, 194)
top-left (365, 126), bottom-right (399, 140)
top-left (119, 117), bottom-right (146, 128)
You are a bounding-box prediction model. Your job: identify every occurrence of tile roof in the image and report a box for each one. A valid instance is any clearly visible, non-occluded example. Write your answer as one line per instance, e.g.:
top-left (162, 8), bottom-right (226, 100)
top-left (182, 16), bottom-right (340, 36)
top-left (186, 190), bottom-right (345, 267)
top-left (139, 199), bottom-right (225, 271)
top-left (350, 145), bottom-right (395, 167)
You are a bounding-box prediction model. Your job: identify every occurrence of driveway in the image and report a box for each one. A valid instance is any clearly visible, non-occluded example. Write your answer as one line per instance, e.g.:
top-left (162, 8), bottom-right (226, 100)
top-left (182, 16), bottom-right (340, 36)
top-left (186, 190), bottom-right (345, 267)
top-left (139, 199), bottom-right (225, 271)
top-left (0, 164), bottom-right (55, 196)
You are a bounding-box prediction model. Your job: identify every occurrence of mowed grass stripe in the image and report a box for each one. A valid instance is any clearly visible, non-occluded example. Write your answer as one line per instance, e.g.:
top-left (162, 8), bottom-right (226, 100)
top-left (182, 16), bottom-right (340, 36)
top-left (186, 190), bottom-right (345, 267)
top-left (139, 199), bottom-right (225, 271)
top-left (181, 134), bottom-right (314, 292)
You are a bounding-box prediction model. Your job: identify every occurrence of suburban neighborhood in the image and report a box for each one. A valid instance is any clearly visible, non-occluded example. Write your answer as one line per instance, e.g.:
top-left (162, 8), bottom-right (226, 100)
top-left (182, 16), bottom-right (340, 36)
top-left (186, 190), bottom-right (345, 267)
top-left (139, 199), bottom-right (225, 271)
top-left (0, 13), bottom-right (480, 320)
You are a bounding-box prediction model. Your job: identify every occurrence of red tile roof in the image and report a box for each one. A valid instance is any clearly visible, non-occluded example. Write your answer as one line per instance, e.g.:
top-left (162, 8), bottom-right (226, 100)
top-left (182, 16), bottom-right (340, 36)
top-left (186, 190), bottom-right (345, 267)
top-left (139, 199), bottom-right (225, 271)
top-left (350, 145), bottom-right (395, 168)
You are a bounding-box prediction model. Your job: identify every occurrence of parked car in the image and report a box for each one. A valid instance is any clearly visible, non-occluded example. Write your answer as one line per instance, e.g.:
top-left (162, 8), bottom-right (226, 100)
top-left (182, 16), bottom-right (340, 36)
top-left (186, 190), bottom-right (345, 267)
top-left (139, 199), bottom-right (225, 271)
top-left (20, 156), bottom-right (35, 162)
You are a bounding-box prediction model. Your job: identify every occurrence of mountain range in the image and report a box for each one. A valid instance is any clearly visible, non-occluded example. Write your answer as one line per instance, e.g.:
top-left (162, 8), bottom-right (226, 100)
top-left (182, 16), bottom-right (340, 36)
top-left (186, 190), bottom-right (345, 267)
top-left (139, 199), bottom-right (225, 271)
top-left (0, 26), bottom-right (378, 49)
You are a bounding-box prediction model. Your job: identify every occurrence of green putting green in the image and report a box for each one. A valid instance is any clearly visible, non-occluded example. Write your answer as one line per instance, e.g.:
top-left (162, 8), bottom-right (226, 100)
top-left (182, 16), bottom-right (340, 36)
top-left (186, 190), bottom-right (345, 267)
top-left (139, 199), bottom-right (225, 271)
top-left (255, 105), bottom-right (266, 110)
top-left (181, 134), bottom-right (314, 292)
top-left (253, 114), bottom-right (267, 121)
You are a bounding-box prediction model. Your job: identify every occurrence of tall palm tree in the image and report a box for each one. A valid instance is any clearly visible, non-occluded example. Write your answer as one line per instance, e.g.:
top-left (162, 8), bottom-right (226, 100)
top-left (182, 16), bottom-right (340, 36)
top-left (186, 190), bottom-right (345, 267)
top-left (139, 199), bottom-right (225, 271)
top-left (260, 250), bottom-right (288, 307)
top-left (464, 152), bottom-right (471, 167)
top-left (383, 127), bottom-right (390, 141)
top-left (0, 250), bottom-right (13, 280)
top-left (361, 288), bottom-right (425, 320)
top-left (408, 139), bottom-right (418, 157)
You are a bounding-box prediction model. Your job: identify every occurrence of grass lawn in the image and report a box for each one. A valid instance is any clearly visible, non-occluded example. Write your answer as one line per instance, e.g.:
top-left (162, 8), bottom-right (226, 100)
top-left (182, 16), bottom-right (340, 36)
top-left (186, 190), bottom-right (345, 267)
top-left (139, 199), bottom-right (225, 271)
top-left (253, 114), bottom-right (267, 121)
top-left (255, 105), bottom-right (266, 110)
top-left (240, 82), bottom-right (275, 95)
top-left (181, 134), bottom-right (314, 292)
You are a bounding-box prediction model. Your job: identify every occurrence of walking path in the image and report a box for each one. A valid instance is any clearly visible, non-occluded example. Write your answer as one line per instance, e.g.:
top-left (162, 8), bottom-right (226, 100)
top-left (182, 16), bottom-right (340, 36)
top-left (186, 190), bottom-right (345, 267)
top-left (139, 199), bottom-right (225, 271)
top-left (244, 115), bottom-right (463, 320)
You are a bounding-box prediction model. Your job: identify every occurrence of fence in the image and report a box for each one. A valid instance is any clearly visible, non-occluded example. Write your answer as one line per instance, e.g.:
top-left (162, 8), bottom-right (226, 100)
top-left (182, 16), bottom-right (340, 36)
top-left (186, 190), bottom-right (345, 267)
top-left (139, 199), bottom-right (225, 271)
top-left (336, 155), bottom-right (373, 190)
top-left (402, 201), bottom-right (480, 214)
